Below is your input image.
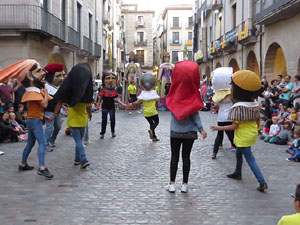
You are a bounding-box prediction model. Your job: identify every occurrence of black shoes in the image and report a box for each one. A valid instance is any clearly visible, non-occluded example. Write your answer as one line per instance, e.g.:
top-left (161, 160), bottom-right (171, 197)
top-left (81, 162), bottom-right (90, 169)
top-left (212, 153), bottom-right (217, 159)
top-left (18, 163), bottom-right (34, 171)
top-left (257, 182), bottom-right (268, 192)
top-left (37, 168), bottom-right (54, 179)
top-left (227, 173), bottom-right (242, 180)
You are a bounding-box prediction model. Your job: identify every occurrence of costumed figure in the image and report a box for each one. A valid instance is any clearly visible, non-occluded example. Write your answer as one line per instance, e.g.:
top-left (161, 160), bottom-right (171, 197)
top-left (130, 73), bottom-right (160, 141)
top-left (0, 59), bottom-right (54, 179)
top-left (96, 72), bottom-right (126, 139)
top-left (51, 63), bottom-right (93, 169)
top-left (211, 70), bottom-right (268, 192)
top-left (44, 63), bottom-right (65, 152)
top-left (124, 51), bottom-right (141, 103)
top-left (158, 52), bottom-right (174, 110)
top-left (165, 60), bottom-right (207, 193)
top-left (211, 67), bottom-right (235, 159)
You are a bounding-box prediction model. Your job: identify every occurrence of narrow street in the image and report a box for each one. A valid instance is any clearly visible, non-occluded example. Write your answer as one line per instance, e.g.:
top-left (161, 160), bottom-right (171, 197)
top-left (0, 110), bottom-right (298, 225)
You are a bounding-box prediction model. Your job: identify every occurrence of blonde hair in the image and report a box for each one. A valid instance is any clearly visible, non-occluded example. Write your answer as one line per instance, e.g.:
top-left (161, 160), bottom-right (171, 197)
top-left (9, 112), bottom-right (16, 119)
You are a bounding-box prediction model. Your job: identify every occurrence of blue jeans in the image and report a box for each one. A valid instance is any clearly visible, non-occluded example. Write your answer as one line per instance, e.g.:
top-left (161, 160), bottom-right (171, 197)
top-left (234, 147), bottom-right (265, 183)
top-left (70, 127), bottom-right (88, 163)
top-left (44, 111), bottom-right (62, 149)
top-left (22, 118), bottom-right (45, 167)
top-left (101, 108), bottom-right (116, 135)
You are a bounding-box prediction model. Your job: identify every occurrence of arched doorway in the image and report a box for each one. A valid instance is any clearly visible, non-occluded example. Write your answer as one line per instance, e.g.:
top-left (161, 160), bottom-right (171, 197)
top-left (246, 51), bottom-right (259, 76)
top-left (229, 58), bottom-right (240, 73)
top-left (264, 43), bottom-right (287, 80)
top-left (48, 53), bottom-right (68, 73)
top-left (215, 62), bottom-right (222, 68)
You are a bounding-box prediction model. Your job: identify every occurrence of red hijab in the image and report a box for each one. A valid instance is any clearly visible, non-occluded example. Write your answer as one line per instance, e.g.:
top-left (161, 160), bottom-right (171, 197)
top-left (166, 60), bottom-right (204, 120)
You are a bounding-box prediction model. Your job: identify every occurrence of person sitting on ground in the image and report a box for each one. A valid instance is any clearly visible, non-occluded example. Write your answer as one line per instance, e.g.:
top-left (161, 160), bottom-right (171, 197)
top-left (260, 119), bottom-right (272, 140)
top-left (9, 112), bottom-right (23, 134)
top-left (0, 112), bottom-right (19, 142)
top-left (264, 116), bottom-right (280, 143)
top-left (277, 183), bottom-right (300, 224)
top-left (286, 127), bottom-right (300, 162)
top-left (273, 120), bottom-right (292, 145)
top-left (15, 104), bottom-right (26, 130)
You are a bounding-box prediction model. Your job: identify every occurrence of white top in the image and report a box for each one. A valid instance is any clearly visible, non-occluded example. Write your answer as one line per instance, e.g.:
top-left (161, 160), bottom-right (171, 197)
top-left (217, 99), bottom-right (233, 122)
top-left (269, 124), bottom-right (280, 136)
top-left (137, 90), bottom-right (159, 101)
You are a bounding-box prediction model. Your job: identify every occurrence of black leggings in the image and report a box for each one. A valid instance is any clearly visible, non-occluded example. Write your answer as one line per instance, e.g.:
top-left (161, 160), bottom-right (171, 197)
top-left (145, 115), bottom-right (159, 138)
top-left (170, 138), bottom-right (195, 183)
top-left (213, 122), bottom-right (235, 154)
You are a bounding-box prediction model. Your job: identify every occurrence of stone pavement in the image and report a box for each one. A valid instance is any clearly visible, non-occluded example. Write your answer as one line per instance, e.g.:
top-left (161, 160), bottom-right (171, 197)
top-left (0, 110), bottom-right (299, 225)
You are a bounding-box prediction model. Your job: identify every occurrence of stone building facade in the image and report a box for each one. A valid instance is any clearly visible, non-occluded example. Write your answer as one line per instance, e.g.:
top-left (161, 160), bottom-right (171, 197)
top-left (121, 4), bottom-right (154, 70)
top-left (193, 0), bottom-right (300, 81)
top-left (0, 0), bottom-right (102, 76)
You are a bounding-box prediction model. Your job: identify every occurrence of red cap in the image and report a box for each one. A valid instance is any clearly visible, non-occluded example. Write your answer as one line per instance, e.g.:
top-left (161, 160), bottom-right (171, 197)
top-left (44, 63), bottom-right (64, 74)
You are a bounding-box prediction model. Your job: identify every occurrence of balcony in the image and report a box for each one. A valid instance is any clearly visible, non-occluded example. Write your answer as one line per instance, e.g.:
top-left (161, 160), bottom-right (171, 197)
top-left (67, 26), bottom-right (80, 48)
top-left (238, 19), bottom-right (257, 46)
top-left (0, 4), bottom-right (65, 41)
top-left (224, 27), bottom-right (238, 53)
top-left (212, 0), bottom-right (223, 11)
top-left (83, 36), bottom-right (93, 54)
top-left (186, 22), bottom-right (193, 29)
top-left (136, 21), bottom-right (145, 28)
top-left (253, 0), bottom-right (300, 25)
top-left (134, 40), bottom-right (147, 46)
top-left (210, 37), bottom-right (222, 58)
top-left (170, 39), bottom-right (182, 46)
top-left (93, 43), bottom-right (101, 58)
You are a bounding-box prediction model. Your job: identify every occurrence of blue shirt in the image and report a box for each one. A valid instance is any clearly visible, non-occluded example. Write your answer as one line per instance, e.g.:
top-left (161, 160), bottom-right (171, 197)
top-left (170, 112), bottom-right (203, 133)
top-left (279, 82), bottom-right (293, 100)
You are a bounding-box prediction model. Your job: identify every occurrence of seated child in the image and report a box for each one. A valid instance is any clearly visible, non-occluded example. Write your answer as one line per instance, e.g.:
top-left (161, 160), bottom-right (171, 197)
top-left (264, 117), bottom-right (280, 142)
top-left (260, 119), bottom-right (272, 140)
top-left (9, 112), bottom-right (23, 134)
top-left (273, 120), bottom-right (292, 145)
top-left (15, 104), bottom-right (27, 130)
top-left (286, 127), bottom-right (300, 162)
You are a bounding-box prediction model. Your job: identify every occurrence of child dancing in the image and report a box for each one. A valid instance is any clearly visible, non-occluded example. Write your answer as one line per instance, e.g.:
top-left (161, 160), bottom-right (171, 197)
top-left (211, 70), bottom-right (268, 192)
top-left (130, 73), bottom-right (160, 141)
top-left (165, 60), bottom-right (207, 193)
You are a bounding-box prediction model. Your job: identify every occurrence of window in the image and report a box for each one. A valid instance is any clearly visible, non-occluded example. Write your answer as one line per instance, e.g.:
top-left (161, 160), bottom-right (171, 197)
top-left (77, 2), bottom-right (82, 34)
top-left (172, 32), bottom-right (179, 44)
top-left (172, 51), bottom-right (179, 64)
top-left (137, 32), bottom-right (144, 43)
top-left (61, 0), bottom-right (66, 22)
top-left (89, 13), bottom-right (92, 39)
top-left (95, 20), bottom-right (98, 43)
top-left (121, 51), bottom-right (125, 63)
top-left (232, 4), bottom-right (236, 29)
top-left (41, 0), bottom-right (48, 10)
top-left (188, 32), bottom-right (193, 45)
top-left (136, 50), bottom-right (144, 65)
top-left (173, 17), bottom-right (179, 28)
top-left (187, 51), bottom-right (193, 60)
top-left (137, 16), bottom-right (144, 25)
top-left (188, 16), bottom-right (193, 27)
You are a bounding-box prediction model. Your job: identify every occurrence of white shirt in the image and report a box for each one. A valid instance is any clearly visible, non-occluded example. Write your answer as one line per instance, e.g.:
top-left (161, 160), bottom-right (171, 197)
top-left (217, 99), bottom-right (233, 122)
top-left (269, 124), bottom-right (280, 136)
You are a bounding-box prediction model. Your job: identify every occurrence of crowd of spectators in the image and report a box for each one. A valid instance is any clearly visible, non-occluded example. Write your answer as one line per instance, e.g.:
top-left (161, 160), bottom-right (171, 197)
top-left (0, 79), bottom-right (27, 143)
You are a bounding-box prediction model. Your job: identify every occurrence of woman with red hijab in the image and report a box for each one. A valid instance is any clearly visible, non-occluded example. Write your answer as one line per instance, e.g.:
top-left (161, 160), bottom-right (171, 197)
top-left (166, 60), bottom-right (207, 193)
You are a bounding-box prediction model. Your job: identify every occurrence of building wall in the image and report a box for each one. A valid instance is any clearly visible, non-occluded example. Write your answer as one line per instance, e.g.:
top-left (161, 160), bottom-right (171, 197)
top-left (0, 0), bottom-right (103, 77)
top-left (123, 11), bottom-right (154, 68)
top-left (195, 0), bottom-right (300, 81)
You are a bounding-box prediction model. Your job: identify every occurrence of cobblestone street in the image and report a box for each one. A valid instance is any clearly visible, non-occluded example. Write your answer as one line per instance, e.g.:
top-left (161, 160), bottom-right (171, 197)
top-left (0, 110), bottom-right (299, 225)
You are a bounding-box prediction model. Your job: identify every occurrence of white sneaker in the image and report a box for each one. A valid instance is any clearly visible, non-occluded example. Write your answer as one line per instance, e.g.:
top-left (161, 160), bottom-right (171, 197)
top-left (181, 184), bottom-right (188, 193)
top-left (166, 183), bottom-right (176, 193)
top-left (137, 111), bottom-right (141, 114)
top-left (128, 112), bottom-right (132, 115)
top-left (0, 151), bottom-right (4, 155)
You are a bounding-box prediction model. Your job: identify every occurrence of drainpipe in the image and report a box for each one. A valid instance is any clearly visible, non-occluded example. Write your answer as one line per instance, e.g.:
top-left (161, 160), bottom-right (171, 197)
top-left (222, 0), bottom-right (225, 66)
top-left (259, 25), bottom-right (263, 78)
top-left (241, 0), bottom-right (244, 69)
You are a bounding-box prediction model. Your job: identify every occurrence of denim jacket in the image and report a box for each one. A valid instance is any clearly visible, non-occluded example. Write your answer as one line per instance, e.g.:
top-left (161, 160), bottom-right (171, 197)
top-left (170, 112), bottom-right (204, 133)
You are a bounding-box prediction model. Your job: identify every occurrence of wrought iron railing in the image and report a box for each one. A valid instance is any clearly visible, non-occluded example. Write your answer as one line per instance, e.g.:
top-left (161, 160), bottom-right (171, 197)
top-left (0, 4), bottom-right (65, 41)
